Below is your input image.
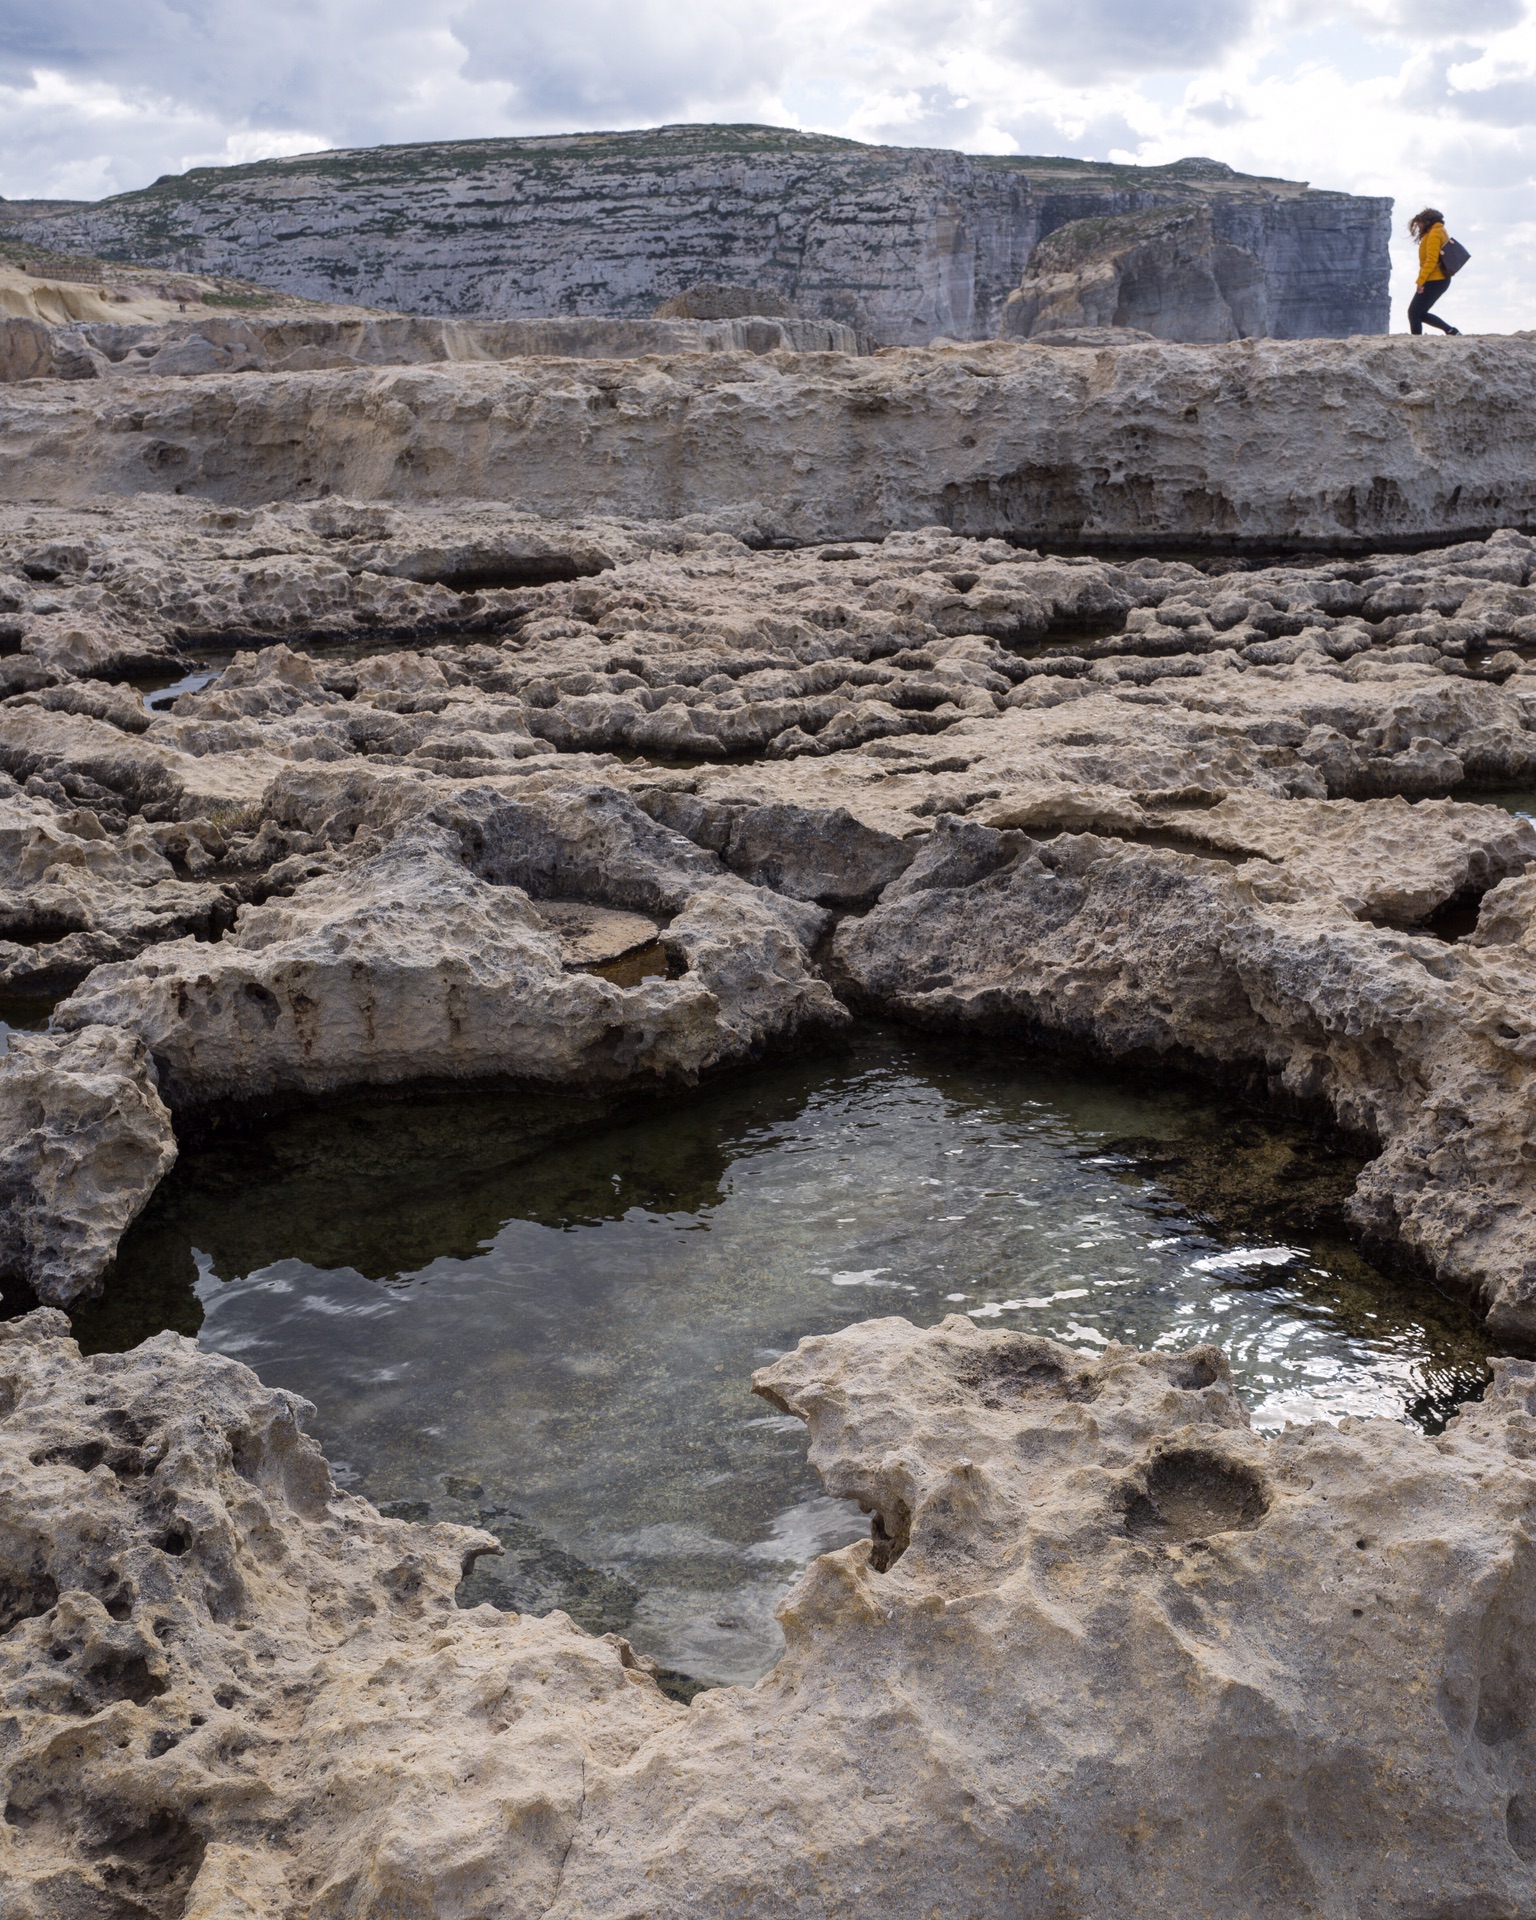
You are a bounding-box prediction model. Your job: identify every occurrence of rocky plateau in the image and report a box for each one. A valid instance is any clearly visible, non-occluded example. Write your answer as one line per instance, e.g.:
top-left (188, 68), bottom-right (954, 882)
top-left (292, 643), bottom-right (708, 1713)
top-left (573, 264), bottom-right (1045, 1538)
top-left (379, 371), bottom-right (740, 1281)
top-left (3, 315), bottom-right (1536, 1914)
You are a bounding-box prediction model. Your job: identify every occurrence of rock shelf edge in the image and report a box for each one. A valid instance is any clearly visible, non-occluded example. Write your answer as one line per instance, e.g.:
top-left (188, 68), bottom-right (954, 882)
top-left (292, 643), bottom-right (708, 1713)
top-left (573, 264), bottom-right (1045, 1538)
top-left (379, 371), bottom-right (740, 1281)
top-left (3, 336), bottom-right (1535, 549)
top-left (4, 1309), bottom-right (1536, 1917)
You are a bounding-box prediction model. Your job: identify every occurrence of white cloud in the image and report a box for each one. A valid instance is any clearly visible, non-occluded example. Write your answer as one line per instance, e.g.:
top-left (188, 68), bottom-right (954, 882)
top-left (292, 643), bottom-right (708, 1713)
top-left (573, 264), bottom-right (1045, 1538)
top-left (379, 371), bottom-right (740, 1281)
top-left (0, 0), bottom-right (1531, 333)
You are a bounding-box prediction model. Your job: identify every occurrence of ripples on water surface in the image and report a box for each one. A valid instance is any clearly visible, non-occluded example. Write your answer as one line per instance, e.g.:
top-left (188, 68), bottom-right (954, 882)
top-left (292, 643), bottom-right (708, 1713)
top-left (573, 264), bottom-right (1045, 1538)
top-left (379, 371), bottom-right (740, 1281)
top-left (82, 1027), bottom-right (1491, 1693)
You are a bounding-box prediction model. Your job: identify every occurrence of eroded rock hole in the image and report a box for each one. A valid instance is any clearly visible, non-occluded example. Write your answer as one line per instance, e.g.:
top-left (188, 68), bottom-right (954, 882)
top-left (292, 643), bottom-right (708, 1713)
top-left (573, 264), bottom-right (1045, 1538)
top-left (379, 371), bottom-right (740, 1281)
top-left (1361, 886), bottom-right (1493, 944)
top-left (77, 1649), bottom-right (168, 1708)
top-left (1508, 1794), bottom-right (1536, 1862)
top-left (241, 981), bottom-right (282, 1027)
top-left (867, 1499), bottom-right (912, 1573)
top-left (956, 1335), bottom-right (1099, 1407)
top-left (1418, 890), bottom-right (1488, 943)
top-left (88, 1810), bottom-right (206, 1919)
top-left (1170, 1348), bottom-right (1223, 1391)
top-left (0, 1571), bottom-right (58, 1636)
top-left (432, 557), bottom-right (603, 591)
top-left (32, 1440), bottom-right (106, 1473)
top-left (586, 942), bottom-right (685, 987)
top-left (1125, 1450), bottom-right (1268, 1543)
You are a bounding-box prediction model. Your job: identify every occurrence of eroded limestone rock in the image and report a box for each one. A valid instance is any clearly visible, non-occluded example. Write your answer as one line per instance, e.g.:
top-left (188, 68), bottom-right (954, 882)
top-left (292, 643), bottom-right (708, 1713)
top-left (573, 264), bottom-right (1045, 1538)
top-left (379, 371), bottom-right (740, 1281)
top-left (0, 1310), bottom-right (680, 1917)
top-left (19, 128), bottom-right (1388, 344)
top-left (3, 337), bottom-right (1533, 545)
top-left (1001, 205), bottom-right (1270, 342)
top-left (0, 1026), bottom-right (175, 1305)
top-left (8, 510), bottom-right (1536, 1336)
top-left (0, 309), bottom-right (863, 384)
top-left (7, 1308), bottom-right (1536, 1917)
top-left (55, 791), bottom-right (843, 1110)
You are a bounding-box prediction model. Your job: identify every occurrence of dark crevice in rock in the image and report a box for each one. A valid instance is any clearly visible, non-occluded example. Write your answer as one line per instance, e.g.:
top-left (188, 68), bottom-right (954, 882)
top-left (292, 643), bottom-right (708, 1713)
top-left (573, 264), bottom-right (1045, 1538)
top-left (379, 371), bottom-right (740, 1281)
top-left (0, 1571), bottom-right (58, 1637)
top-left (1361, 885), bottom-right (1493, 944)
top-left (866, 1498), bottom-right (912, 1573)
top-left (428, 558), bottom-right (603, 592)
top-left (1095, 828), bottom-right (1274, 868)
top-left (1024, 528), bottom-right (1533, 559)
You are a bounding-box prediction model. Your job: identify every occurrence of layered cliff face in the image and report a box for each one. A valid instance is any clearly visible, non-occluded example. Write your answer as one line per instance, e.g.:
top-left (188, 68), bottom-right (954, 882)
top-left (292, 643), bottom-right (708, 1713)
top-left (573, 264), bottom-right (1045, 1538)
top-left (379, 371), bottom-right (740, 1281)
top-left (18, 125), bottom-right (1391, 345)
top-left (1002, 206), bottom-right (1273, 342)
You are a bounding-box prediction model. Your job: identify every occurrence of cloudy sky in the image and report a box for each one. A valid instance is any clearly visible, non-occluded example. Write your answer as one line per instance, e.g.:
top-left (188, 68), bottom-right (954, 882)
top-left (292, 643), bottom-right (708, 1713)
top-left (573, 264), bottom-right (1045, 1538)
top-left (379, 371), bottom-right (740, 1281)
top-left (1, 0), bottom-right (1532, 332)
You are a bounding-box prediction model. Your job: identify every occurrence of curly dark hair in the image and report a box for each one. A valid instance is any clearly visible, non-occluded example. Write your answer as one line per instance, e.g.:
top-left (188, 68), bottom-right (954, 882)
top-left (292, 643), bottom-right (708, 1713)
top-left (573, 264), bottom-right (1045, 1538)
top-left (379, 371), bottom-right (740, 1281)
top-left (1409, 207), bottom-right (1445, 238)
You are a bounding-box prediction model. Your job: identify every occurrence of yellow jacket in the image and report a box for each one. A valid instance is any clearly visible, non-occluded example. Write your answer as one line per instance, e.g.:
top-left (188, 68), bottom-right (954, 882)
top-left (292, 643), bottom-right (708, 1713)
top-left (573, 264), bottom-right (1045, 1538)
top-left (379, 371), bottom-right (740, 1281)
top-left (1418, 223), bottom-right (1447, 287)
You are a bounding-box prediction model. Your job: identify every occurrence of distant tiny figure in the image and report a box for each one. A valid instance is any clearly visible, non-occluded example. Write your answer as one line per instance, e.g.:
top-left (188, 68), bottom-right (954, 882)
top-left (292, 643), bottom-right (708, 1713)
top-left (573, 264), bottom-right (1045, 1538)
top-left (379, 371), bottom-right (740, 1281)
top-left (1407, 208), bottom-right (1461, 336)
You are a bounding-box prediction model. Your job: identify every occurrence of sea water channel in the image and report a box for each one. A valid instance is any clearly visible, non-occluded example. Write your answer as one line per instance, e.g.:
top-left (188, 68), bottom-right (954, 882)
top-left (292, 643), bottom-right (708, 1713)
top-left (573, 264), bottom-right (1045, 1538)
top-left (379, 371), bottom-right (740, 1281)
top-left (73, 1024), bottom-right (1491, 1696)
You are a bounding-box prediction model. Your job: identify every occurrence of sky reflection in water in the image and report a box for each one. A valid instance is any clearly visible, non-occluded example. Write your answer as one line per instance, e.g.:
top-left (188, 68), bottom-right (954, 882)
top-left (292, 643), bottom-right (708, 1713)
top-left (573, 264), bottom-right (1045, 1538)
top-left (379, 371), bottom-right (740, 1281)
top-left (83, 1027), bottom-right (1491, 1691)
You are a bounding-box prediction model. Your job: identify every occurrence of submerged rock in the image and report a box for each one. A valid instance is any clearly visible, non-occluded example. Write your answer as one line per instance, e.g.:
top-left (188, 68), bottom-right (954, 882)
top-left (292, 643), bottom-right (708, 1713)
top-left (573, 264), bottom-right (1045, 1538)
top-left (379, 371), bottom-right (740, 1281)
top-left (6, 1307), bottom-right (1536, 1917)
top-left (833, 806), bottom-right (1536, 1344)
top-left (0, 1025), bottom-right (175, 1306)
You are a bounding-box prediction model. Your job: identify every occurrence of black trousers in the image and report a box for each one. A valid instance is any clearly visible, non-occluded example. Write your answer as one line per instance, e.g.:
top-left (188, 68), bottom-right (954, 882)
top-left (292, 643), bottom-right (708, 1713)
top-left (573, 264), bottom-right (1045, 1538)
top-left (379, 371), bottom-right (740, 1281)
top-left (1408, 278), bottom-right (1455, 334)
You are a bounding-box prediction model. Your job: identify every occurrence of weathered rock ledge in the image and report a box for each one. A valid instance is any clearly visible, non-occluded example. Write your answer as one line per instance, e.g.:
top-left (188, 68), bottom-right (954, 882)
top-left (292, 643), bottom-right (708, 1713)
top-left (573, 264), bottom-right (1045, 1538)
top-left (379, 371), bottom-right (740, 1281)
top-left (0, 309), bottom-right (863, 385)
top-left (3, 335), bottom-right (1534, 547)
top-left (4, 1307), bottom-right (1536, 1917)
top-left (4, 504), bottom-right (1536, 1344)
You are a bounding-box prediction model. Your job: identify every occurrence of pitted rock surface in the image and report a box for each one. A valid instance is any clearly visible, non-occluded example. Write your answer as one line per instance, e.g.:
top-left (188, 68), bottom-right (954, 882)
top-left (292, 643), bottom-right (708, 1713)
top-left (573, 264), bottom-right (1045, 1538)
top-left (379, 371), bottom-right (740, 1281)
top-left (2, 336), bottom-right (1534, 545)
top-left (6, 1309), bottom-right (1536, 1917)
top-left (0, 1310), bottom-right (681, 1918)
top-left (5, 506), bottom-right (1536, 1331)
top-left (0, 1026), bottom-right (175, 1306)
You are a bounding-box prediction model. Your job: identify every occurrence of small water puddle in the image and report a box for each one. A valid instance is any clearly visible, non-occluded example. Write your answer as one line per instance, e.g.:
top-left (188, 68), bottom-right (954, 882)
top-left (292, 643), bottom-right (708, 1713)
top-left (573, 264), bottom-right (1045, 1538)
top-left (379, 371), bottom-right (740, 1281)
top-left (1463, 788), bottom-right (1536, 820)
top-left (0, 990), bottom-right (54, 1053)
top-left (73, 1027), bottom-right (1489, 1695)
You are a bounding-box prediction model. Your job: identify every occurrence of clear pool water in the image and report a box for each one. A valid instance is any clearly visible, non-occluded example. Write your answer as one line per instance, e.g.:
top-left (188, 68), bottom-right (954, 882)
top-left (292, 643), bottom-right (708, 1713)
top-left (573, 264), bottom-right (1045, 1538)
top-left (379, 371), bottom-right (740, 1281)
top-left (79, 1027), bottom-right (1491, 1693)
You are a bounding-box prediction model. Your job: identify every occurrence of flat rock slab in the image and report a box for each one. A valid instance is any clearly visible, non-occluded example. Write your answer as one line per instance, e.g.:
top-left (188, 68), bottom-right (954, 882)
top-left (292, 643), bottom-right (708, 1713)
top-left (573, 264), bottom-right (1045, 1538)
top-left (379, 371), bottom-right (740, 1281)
top-left (533, 899), bottom-right (662, 967)
top-left (3, 336), bottom-right (1534, 546)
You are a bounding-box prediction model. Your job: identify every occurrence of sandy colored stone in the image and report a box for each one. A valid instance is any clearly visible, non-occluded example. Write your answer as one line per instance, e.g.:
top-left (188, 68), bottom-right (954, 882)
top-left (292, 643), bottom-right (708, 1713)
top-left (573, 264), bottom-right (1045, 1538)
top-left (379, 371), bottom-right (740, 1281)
top-left (54, 790), bottom-right (844, 1111)
top-left (0, 1309), bottom-right (681, 1918)
top-left (7, 1307), bottom-right (1536, 1916)
top-left (2, 337), bottom-right (1533, 547)
top-left (0, 786), bottom-right (232, 995)
top-left (0, 309), bottom-right (863, 385)
top-left (0, 1025), bottom-right (175, 1305)
top-left (7, 514), bottom-right (1536, 1330)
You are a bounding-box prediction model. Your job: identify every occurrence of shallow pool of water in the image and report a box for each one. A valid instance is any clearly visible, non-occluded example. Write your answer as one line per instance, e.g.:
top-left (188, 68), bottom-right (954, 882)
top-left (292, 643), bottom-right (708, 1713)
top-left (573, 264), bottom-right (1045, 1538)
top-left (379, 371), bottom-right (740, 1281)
top-left (0, 991), bottom-right (53, 1055)
top-left (1467, 787), bottom-right (1536, 820)
top-left (79, 1027), bottom-right (1491, 1692)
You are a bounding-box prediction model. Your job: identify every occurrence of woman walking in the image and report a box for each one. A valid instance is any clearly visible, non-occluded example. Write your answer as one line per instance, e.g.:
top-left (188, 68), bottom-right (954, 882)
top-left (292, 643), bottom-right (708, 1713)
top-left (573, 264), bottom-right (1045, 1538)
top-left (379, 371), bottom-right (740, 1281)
top-left (1407, 208), bottom-right (1460, 335)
